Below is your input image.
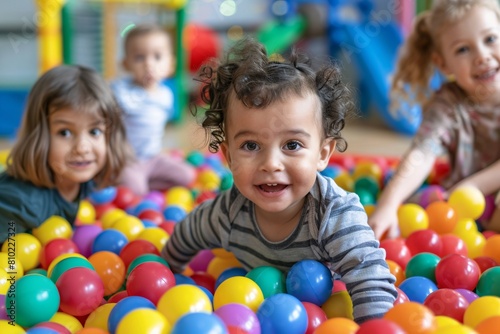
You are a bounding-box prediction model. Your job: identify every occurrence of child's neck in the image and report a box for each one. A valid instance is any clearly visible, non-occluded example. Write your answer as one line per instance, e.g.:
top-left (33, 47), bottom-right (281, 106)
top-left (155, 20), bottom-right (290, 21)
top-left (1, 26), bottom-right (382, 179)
top-left (254, 199), bottom-right (304, 242)
top-left (56, 181), bottom-right (80, 202)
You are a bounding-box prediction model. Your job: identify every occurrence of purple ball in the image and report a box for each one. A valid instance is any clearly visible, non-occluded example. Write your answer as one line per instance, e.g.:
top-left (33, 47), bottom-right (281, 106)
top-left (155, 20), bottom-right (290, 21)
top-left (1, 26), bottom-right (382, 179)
top-left (144, 191), bottom-right (166, 209)
top-left (214, 303), bottom-right (261, 334)
top-left (189, 249), bottom-right (215, 272)
top-left (418, 185), bottom-right (445, 208)
top-left (71, 225), bottom-right (103, 257)
top-left (455, 288), bottom-right (479, 303)
top-left (0, 294), bottom-right (8, 320)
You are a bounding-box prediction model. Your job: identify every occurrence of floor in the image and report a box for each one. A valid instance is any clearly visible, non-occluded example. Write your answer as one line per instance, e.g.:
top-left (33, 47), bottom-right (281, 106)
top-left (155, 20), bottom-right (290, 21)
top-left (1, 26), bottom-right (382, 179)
top-left (0, 112), bottom-right (413, 159)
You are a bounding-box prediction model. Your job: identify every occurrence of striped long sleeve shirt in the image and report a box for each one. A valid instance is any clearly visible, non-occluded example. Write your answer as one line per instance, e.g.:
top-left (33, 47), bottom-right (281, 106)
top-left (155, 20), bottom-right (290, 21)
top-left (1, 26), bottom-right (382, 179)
top-left (161, 172), bottom-right (397, 323)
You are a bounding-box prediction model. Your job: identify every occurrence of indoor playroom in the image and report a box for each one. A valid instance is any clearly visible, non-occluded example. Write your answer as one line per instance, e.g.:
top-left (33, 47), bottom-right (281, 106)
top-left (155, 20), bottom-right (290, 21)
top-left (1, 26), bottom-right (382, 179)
top-left (1, 0), bottom-right (500, 333)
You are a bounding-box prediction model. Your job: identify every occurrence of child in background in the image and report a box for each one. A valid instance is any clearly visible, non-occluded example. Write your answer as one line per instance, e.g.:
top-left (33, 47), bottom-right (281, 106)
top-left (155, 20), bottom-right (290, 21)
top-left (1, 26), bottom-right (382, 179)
top-left (369, 0), bottom-right (500, 239)
top-left (111, 24), bottom-right (196, 196)
top-left (0, 65), bottom-right (131, 243)
top-left (161, 38), bottom-right (397, 323)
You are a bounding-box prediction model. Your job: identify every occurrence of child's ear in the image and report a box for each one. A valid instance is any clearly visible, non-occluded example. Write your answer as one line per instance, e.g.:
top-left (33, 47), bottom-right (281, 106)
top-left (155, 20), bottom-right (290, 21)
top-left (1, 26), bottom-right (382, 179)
top-left (432, 52), bottom-right (450, 76)
top-left (122, 58), bottom-right (130, 71)
top-left (317, 138), bottom-right (336, 171)
top-left (221, 141), bottom-right (231, 167)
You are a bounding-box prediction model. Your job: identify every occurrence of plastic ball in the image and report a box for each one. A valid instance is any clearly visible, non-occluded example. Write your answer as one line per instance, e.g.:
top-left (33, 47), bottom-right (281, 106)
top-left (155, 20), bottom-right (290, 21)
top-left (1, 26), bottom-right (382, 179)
top-left (116, 308), bottom-right (170, 334)
top-left (475, 266), bottom-right (500, 297)
top-left (321, 290), bottom-right (353, 319)
top-left (474, 255), bottom-right (498, 273)
top-left (165, 186), bottom-right (194, 211)
top-left (126, 253), bottom-right (169, 275)
top-left (77, 200), bottom-right (96, 224)
top-left (474, 315), bottom-right (500, 333)
top-left (110, 215), bottom-right (144, 241)
top-left (213, 276), bottom-right (264, 312)
top-left (245, 266), bottom-right (286, 299)
top-left (398, 276), bottom-right (438, 303)
top-left (46, 253), bottom-right (86, 278)
top-left (100, 208), bottom-right (128, 229)
top-left (0, 252), bottom-right (24, 280)
top-left (88, 251), bottom-right (126, 296)
top-left (285, 260), bottom-right (333, 306)
top-left (356, 318), bottom-right (405, 334)
top-left (49, 312), bottom-right (83, 332)
top-left (423, 288), bottom-right (469, 322)
top-left (32, 216), bottom-right (73, 246)
top-left (482, 234), bottom-right (500, 263)
top-left (112, 186), bottom-right (137, 210)
top-left (191, 271), bottom-right (217, 294)
top-left (84, 303), bottom-right (116, 331)
top-left (107, 296), bottom-right (156, 334)
top-left (144, 190), bottom-right (166, 209)
top-left (435, 254), bottom-right (481, 290)
top-left (393, 287), bottom-right (410, 305)
top-left (89, 186), bottom-right (117, 205)
top-left (352, 161), bottom-right (383, 182)
top-left (189, 249), bottom-right (215, 272)
top-left (171, 312), bottom-right (227, 334)
top-left (92, 229), bottom-right (128, 255)
top-left (213, 303), bottom-right (260, 334)
top-left (75, 329), bottom-right (108, 334)
top-left (39, 238), bottom-right (80, 270)
top-left (163, 205), bottom-right (187, 222)
top-left (302, 302), bottom-right (327, 334)
top-left (32, 321), bottom-right (72, 334)
top-left (185, 23), bottom-right (220, 73)
top-left (157, 284), bottom-right (212, 325)
top-left (119, 239), bottom-right (160, 269)
top-left (0, 320), bottom-right (25, 333)
top-left (334, 172), bottom-right (354, 192)
top-left (49, 256), bottom-right (95, 284)
top-left (207, 256), bottom-right (242, 279)
top-left (383, 302), bottom-right (437, 333)
top-left (137, 209), bottom-right (164, 226)
top-left (56, 267), bottom-right (105, 316)
top-left (448, 186), bottom-right (485, 220)
top-left (1, 233), bottom-right (41, 271)
top-left (425, 201), bottom-right (458, 235)
top-left (354, 176), bottom-right (380, 199)
top-left (197, 169), bottom-right (221, 191)
top-left (418, 185), bottom-right (445, 208)
top-left (107, 290), bottom-right (128, 304)
top-left (5, 274), bottom-right (60, 327)
top-left (313, 317), bottom-right (359, 334)
top-left (136, 227), bottom-right (169, 252)
top-left (379, 238), bottom-right (412, 269)
top-left (0, 294), bottom-right (7, 320)
top-left (397, 203), bottom-right (429, 238)
top-left (405, 229), bottom-right (442, 256)
top-left (126, 261), bottom-right (175, 305)
top-left (440, 234), bottom-right (468, 257)
top-left (404, 252), bottom-right (440, 282)
top-left (386, 260), bottom-right (405, 287)
top-left (256, 293), bottom-right (307, 334)
top-left (463, 296), bottom-right (500, 328)
top-left (215, 267), bottom-right (248, 290)
top-left (72, 226), bottom-right (102, 259)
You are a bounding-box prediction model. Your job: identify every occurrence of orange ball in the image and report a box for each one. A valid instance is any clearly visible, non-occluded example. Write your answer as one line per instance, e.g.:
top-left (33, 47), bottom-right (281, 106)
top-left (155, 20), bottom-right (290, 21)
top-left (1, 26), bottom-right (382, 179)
top-left (88, 251), bottom-right (126, 296)
top-left (384, 302), bottom-right (437, 334)
top-left (475, 315), bottom-right (500, 334)
top-left (386, 260), bottom-right (405, 287)
top-left (483, 235), bottom-right (500, 264)
top-left (426, 201), bottom-right (458, 235)
top-left (314, 317), bottom-right (359, 334)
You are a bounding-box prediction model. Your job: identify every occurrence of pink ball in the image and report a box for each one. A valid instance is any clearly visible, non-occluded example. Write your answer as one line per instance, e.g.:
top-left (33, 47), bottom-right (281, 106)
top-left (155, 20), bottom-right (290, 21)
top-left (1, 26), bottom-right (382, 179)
top-left (144, 191), bottom-right (165, 209)
top-left (214, 303), bottom-right (261, 334)
top-left (189, 249), bottom-right (215, 272)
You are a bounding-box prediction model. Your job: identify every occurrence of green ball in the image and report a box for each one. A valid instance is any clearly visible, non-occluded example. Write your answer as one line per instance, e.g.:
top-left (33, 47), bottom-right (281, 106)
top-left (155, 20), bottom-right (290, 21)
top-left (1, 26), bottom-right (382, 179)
top-left (6, 274), bottom-right (60, 327)
top-left (26, 268), bottom-right (48, 276)
top-left (220, 172), bottom-right (234, 191)
top-left (49, 257), bottom-right (95, 284)
top-left (186, 150), bottom-right (205, 167)
top-left (246, 266), bottom-right (286, 298)
top-left (476, 266), bottom-right (500, 297)
top-left (127, 254), bottom-right (170, 275)
top-left (405, 252), bottom-right (440, 283)
top-left (356, 188), bottom-right (375, 206)
top-left (354, 176), bottom-right (380, 199)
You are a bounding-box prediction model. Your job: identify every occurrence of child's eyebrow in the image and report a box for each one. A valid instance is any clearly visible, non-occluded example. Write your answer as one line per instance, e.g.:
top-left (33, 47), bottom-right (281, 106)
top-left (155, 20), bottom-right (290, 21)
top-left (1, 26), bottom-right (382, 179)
top-left (233, 129), bottom-right (311, 139)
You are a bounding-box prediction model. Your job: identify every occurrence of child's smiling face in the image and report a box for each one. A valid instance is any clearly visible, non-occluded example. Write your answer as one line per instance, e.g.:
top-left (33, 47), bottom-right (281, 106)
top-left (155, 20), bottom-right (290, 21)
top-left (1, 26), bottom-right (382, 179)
top-left (221, 92), bottom-right (336, 219)
top-left (434, 5), bottom-right (500, 104)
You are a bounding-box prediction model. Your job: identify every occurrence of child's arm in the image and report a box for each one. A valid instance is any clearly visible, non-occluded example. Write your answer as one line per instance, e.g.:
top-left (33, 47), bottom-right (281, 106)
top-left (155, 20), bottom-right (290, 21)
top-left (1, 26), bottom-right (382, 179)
top-left (368, 146), bottom-right (437, 239)
top-left (447, 159), bottom-right (500, 196)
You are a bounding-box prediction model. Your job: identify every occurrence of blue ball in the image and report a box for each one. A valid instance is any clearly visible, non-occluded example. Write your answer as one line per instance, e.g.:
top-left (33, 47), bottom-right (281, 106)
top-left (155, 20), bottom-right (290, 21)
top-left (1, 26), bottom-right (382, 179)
top-left (163, 205), bottom-right (187, 222)
top-left (171, 312), bottom-right (228, 334)
top-left (108, 296), bottom-right (156, 334)
top-left (399, 276), bottom-right (438, 304)
top-left (197, 285), bottom-right (214, 305)
top-left (175, 273), bottom-right (196, 285)
top-left (26, 329), bottom-right (59, 334)
top-left (286, 259), bottom-right (333, 306)
top-left (256, 293), bottom-right (307, 334)
top-left (130, 199), bottom-right (161, 216)
top-left (141, 219), bottom-right (158, 228)
top-left (92, 228), bottom-right (128, 255)
top-left (89, 186), bottom-right (117, 204)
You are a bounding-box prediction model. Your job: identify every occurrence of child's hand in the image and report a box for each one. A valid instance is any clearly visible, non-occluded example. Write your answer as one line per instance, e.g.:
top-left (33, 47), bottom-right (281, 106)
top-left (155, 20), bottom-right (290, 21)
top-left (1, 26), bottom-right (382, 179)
top-left (367, 205), bottom-right (400, 240)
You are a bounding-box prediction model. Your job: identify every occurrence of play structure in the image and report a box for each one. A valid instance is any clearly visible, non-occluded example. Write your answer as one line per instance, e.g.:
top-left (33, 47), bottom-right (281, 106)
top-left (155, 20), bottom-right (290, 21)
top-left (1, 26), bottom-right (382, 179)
top-left (258, 0), bottom-right (440, 136)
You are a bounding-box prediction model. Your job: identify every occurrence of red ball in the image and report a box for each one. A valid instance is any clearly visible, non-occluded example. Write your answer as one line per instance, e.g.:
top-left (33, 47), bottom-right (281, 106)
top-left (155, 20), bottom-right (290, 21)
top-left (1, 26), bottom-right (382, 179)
top-left (435, 254), bottom-right (481, 290)
top-left (405, 229), bottom-right (443, 256)
top-left (185, 24), bottom-right (220, 73)
top-left (94, 203), bottom-right (117, 219)
top-left (33, 321), bottom-right (71, 334)
top-left (439, 234), bottom-right (468, 257)
top-left (119, 239), bottom-right (160, 269)
top-left (138, 209), bottom-right (164, 226)
top-left (356, 318), bottom-right (405, 334)
top-left (56, 267), bottom-right (105, 316)
top-left (159, 221), bottom-right (176, 235)
top-left (126, 261), bottom-right (175, 305)
top-left (473, 256), bottom-right (498, 273)
top-left (394, 287), bottom-right (409, 305)
top-left (190, 271), bottom-right (216, 294)
top-left (302, 301), bottom-right (327, 334)
top-left (107, 290), bottom-right (128, 303)
top-left (39, 238), bottom-right (80, 270)
top-left (113, 186), bottom-right (138, 210)
top-left (423, 288), bottom-right (469, 322)
top-left (380, 238), bottom-right (412, 269)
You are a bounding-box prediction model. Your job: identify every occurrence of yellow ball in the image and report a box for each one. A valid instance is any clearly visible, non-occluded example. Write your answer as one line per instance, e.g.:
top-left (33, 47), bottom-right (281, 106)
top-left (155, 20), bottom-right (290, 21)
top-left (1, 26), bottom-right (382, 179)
top-left (77, 200), bottom-right (96, 224)
top-left (163, 0), bottom-right (188, 10)
top-left (352, 161), bottom-right (382, 182)
top-left (207, 256), bottom-right (241, 280)
top-left (111, 215), bottom-right (145, 241)
top-left (463, 296), bottom-right (500, 328)
top-left (213, 276), bottom-right (264, 312)
top-left (157, 284), bottom-right (212, 325)
top-left (334, 172), bottom-right (354, 192)
top-left (47, 253), bottom-right (86, 278)
top-left (197, 170), bottom-right (221, 191)
top-left (137, 227), bottom-right (169, 252)
top-left (32, 215), bottom-right (73, 246)
top-left (50, 312), bottom-right (83, 333)
top-left (101, 208), bottom-right (127, 229)
top-left (0, 320), bottom-right (25, 333)
top-left (0, 252), bottom-right (24, 280)
top-left (117, 308), bottom-right (171, 334)
top-left (1, 233), bottom-right (41, 271)
top-left (85, 303), bottom-right (116, 331)
top-left (165, 186), bottom-right (194, 211)
top-left (321, 290), bottom-right (353, 319)
top-left (397, 203), bottom-right (429, 238)
top-left (0, 267), bottom-right (9, 294)
top-left (448, 186), bottom-right (485, 220)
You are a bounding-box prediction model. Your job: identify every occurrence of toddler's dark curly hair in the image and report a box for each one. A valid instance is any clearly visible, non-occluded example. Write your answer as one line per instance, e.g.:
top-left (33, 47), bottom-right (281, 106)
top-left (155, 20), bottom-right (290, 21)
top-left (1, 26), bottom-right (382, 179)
top-left (194, 37), bottom-right (355, 153)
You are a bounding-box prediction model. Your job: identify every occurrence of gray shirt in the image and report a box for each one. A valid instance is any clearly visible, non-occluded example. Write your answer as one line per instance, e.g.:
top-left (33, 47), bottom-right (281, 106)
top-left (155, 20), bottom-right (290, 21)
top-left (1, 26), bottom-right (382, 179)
top-left (162, 172), bottom-right (397, 323)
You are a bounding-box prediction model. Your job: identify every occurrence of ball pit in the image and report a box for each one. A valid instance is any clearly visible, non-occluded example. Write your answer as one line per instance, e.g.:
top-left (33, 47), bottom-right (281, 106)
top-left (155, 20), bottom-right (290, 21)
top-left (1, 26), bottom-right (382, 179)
top-left (4, 152), bottom-right (500, 332)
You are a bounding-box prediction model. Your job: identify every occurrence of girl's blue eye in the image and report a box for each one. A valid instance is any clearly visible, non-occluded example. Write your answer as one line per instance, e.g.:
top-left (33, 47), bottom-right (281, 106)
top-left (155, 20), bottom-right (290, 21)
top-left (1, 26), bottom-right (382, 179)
top-left (58, 129), bottom-right (71, 137)
top-left (284, 141), bottom-right (301, 151)
top-left (242, 142), bottom-right (258, 151)
top-left (90, 128), bottom-right (103, 137)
